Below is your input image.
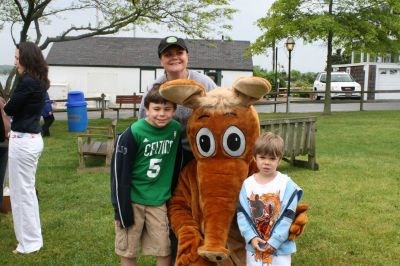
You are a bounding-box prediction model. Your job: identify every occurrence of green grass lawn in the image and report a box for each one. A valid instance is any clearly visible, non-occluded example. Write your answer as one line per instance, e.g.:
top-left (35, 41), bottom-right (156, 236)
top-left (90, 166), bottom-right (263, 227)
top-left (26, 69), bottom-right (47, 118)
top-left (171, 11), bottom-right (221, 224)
top-left (1, 110), bottom-right (399, 265)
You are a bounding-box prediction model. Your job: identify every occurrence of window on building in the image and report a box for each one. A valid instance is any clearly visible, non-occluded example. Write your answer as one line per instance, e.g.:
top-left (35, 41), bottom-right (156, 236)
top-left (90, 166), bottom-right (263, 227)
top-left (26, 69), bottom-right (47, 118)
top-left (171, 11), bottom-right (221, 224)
top-left (369, 54), bottom-right (376, 62)
top-left (353, 51), bottom-right (361, 63)
top-left (390, 54), bottom-right (399, 63)
top-left (363, 53), bottom-right (368, 63)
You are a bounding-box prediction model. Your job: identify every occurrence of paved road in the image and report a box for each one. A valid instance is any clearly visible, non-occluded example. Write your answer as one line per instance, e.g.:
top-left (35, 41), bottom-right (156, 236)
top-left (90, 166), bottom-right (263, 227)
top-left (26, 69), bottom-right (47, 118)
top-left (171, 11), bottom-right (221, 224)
top-left (254, 100), bottom-right (400, 113)
top-left (53, 100), bottom-right (400, 121)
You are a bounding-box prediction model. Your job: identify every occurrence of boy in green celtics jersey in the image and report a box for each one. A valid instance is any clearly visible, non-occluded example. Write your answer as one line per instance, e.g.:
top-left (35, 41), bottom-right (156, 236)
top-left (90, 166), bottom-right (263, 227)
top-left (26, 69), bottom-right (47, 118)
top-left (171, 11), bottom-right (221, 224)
top-left (111, 84), bottom-right (182, 266)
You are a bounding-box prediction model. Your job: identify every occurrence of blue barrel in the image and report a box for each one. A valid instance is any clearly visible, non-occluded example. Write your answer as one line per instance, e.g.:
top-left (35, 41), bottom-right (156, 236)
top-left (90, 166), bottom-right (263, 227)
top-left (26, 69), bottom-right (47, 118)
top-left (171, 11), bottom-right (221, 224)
top-left (66, 91), bottom-right (88, 132)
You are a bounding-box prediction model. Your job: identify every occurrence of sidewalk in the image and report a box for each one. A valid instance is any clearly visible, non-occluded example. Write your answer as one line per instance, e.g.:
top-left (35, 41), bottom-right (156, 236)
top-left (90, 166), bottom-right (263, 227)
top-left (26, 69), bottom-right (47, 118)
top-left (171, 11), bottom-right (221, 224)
top-left (53, 100), bottom-right (400, 121)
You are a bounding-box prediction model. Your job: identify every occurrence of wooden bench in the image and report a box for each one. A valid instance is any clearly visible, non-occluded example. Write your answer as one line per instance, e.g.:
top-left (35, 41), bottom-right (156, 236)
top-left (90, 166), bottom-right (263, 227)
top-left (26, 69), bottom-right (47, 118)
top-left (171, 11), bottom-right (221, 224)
top-left (77, 119), bottom-right (117, 172)
top-left (260, 117), bottom-right (318, 170)
top-left (111, 94), bottom-right (142, 120)
top-left (53, 93), bottom-right (107, 119)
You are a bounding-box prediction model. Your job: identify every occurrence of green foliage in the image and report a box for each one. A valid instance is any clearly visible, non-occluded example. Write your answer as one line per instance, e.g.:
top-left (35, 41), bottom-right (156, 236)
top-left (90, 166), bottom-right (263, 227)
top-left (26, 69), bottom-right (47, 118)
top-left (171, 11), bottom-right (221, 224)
top-left (290, 69), bottom-right (302, 81)
top-left (252, 0), bottom-right (400, 56)
top-left (0, 0), bottom-right (236, 48)
top-left (331, 48), bottom-right (351, 64)
top-left (261, 110), bottom-right (400, 265)
top-left (253, 66), bottom-right (316, 91)
top-left (0, 65), bottom-right (13, 75)
top-left (301, 72), bottom-right (318, 85)
top-left (253, 66), bottom-right (286, 90)
top-left (252, 0), bottom-right (400, 114)
top-left (1, 111), bottom-right (399, 265)
top-left (0, 0), bottom-right (236, 99)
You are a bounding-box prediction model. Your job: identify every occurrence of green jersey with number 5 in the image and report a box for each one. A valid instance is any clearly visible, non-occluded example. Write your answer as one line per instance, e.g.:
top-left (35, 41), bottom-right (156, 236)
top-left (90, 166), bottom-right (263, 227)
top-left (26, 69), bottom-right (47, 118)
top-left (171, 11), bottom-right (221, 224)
top-left (130, 118), bottom-right (181, 205)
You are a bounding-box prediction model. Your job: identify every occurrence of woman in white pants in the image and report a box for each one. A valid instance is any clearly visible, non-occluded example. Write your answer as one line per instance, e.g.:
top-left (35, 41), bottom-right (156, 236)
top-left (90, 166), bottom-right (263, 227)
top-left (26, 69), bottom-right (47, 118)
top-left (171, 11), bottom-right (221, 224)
top-left (4, 42), bottom-right (49, 254)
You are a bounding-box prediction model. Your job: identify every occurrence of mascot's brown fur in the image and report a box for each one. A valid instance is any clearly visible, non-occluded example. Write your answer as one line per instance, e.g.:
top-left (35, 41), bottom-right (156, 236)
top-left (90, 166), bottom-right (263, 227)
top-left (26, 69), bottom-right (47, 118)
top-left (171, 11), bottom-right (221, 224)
top-left (160, 77), bottom-right (308, 266)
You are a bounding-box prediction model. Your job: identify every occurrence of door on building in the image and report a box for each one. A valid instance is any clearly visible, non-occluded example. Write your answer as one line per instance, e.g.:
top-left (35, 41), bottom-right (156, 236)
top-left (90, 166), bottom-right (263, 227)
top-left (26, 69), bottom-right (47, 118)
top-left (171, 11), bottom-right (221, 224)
top-left (376, 68), bottom-right (400, 99)
top-left (140, 69), bottom-right (157, 93)
top-left (205, 70), bottom-right (222, 86)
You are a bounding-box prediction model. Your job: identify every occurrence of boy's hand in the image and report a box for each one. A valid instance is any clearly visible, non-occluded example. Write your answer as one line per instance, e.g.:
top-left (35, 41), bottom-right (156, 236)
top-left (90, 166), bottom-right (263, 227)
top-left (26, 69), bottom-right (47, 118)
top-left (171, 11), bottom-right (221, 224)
top-left (250, 237), bottom-right (267, 252)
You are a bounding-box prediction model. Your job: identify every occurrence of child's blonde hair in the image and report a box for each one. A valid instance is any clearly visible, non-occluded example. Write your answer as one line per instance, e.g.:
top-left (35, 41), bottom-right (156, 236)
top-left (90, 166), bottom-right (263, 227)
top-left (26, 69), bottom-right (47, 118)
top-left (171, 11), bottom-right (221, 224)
top-left (253, 132), bottom-right (284, 159)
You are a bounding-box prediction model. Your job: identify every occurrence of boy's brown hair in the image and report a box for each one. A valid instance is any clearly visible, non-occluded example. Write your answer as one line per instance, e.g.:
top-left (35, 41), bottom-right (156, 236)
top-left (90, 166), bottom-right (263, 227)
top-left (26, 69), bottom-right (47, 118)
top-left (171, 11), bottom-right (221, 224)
top-left (144, 83), bottom-right (177, 109)
top-left (253, 132), bottom-right (285, 159)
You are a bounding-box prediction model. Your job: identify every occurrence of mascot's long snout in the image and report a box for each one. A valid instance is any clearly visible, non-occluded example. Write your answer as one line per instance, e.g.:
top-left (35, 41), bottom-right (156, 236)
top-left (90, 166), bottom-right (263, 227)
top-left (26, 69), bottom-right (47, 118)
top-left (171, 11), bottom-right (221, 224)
top-left (197, 159), bottom-right (249, 262)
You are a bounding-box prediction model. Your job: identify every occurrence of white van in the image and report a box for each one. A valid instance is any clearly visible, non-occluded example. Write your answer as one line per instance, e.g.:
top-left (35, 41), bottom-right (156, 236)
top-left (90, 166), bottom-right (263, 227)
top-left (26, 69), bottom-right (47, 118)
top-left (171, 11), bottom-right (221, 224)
top-left (313, 72), bottom-right (361, 100)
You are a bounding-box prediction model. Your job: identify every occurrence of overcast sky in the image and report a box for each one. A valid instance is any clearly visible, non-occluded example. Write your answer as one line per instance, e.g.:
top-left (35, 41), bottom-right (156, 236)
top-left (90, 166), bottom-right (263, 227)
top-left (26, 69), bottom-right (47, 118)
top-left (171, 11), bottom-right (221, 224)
top-left (0, 0), bottom-right (326, 73)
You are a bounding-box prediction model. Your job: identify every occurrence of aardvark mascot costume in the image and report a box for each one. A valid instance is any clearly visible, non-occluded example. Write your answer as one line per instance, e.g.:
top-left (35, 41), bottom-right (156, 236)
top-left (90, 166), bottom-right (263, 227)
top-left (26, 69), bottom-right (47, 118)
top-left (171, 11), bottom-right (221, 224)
top-left (160, 77), bottom-right (308, 265)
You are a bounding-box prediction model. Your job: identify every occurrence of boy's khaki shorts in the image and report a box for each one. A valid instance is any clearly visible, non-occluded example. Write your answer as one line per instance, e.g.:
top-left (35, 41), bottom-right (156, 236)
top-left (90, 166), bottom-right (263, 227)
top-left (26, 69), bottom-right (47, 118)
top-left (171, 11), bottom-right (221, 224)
top-left (115, 203), bottom-right (171, 258)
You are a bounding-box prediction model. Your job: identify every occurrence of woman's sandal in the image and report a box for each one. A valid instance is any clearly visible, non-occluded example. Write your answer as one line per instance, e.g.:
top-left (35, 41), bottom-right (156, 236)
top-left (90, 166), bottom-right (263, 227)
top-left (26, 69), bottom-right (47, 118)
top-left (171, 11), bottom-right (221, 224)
top-left (12, 249), bottom-right (39, 255)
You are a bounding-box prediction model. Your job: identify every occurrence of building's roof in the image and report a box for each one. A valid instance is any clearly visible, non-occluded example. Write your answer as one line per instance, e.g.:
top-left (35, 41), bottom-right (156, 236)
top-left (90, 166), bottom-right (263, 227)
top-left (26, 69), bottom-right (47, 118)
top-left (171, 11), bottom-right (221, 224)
top-left (46, 37), bottom-right (253, 71)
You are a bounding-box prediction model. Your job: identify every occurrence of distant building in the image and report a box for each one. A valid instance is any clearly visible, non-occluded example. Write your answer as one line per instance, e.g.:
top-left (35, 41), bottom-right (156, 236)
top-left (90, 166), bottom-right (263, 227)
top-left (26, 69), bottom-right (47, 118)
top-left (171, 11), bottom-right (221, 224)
top-left (46, 37), bottom-right (253, 102)
top-left (333, 51), bottom-right (400, 99)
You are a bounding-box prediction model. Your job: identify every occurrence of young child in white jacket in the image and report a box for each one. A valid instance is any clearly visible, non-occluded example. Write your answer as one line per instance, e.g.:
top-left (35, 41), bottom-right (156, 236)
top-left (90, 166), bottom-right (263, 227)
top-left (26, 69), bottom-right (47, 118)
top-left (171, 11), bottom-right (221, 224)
top-left (237, 132), bottom-right (303, 266)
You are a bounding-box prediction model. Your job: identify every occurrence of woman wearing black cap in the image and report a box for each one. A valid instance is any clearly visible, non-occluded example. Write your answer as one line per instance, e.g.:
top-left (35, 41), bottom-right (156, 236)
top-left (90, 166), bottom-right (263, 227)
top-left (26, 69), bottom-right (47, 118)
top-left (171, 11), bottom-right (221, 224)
top-left (138, 36), bottom-right (217, 265)
top-left (139, 36), bottom-right (217, 167)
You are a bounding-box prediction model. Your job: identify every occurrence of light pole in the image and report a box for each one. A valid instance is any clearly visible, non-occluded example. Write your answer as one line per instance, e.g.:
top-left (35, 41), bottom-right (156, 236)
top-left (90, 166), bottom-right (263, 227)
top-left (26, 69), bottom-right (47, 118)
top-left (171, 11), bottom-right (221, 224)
top-left (274, 47), bottom-right (278, 91)
top-left (286, 37), bottom-right (295, 113)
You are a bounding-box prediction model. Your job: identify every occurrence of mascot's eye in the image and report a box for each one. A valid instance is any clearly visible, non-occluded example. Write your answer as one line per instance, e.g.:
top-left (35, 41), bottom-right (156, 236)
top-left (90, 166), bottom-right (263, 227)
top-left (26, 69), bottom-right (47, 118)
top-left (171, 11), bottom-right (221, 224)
top-left (196, 127), bottom-right (216, 157)
top-left (222, 126), bottom-right (246, 157)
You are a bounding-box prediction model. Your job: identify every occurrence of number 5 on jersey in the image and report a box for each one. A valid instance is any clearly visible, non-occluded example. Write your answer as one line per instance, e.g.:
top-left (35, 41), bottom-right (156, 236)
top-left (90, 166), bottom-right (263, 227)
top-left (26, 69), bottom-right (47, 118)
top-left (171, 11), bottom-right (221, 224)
top-left (147, 158), bottom-right (161, 178)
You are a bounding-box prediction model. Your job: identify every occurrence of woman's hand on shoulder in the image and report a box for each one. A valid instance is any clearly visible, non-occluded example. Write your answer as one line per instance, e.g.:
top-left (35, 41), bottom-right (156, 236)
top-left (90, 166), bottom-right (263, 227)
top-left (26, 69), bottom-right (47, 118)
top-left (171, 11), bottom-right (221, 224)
top-left (0, 97), bottom-right (6, 108)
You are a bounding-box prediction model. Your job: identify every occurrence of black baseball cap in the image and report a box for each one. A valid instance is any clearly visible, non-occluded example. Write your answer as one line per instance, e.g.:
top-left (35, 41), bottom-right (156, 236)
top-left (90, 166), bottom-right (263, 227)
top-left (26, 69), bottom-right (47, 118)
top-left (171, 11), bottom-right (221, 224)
top-left (158, 36), bottom-right (188, 58)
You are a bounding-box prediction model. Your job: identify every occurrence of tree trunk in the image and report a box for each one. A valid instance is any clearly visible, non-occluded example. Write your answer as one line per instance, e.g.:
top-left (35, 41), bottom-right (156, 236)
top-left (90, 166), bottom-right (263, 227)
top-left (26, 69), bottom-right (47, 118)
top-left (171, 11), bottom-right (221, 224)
top-left (0, 69), bottom-right (17, 100)
top-left (323, 0), bottom-right (334, 115)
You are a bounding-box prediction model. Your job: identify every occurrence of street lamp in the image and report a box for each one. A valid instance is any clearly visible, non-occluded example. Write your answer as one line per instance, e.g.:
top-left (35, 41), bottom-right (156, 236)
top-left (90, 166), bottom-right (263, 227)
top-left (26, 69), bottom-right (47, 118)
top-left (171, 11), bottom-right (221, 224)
top-left (285, 37), bottom-right (295, 113)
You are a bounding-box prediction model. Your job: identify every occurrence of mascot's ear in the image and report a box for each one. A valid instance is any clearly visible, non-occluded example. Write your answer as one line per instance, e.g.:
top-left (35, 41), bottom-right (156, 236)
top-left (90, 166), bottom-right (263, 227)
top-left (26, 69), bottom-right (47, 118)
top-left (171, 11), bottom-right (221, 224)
top-left (160, 79), bottom-right (206, 109)
top-left (232, 76), bottom-right (272, 106)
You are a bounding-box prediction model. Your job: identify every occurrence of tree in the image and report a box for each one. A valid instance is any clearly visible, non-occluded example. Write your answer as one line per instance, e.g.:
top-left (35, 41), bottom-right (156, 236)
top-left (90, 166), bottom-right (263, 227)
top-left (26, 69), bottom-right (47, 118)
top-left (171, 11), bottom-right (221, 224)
top-left (251, 0), bottom-right (400, 114)
top-left (253, 66), bottom-right (287, 91)
top-left (0, 0), bottom-right (236, 99)
top-left (331, 48), bottom-right (351, 65)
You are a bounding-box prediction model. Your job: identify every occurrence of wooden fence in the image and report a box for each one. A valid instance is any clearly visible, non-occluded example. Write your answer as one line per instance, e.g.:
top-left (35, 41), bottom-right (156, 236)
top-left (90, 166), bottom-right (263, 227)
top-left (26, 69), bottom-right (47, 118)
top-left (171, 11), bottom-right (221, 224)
top-left (53, 93), bottom-right (106, 119)
top-left (260, 116), bottom-right (318, 170)
top-left (260, 89), bottom-right (400, 113)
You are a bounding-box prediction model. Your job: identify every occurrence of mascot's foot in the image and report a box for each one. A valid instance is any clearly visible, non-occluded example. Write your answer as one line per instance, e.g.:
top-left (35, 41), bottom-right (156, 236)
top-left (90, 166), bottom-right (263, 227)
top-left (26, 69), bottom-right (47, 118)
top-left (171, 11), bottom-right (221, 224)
top-left (198, 246), bottom-right (230, 262)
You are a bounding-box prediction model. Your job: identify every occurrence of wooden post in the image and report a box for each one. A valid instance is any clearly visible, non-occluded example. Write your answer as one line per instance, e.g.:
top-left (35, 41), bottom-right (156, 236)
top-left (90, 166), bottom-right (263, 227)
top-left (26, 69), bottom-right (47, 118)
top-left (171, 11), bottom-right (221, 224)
top-left (133, 92), bottom-right (137, 118)
top-left (100, 93), bottom-right (105, 119)
top-left (360, 86), bottom-right (364, 111)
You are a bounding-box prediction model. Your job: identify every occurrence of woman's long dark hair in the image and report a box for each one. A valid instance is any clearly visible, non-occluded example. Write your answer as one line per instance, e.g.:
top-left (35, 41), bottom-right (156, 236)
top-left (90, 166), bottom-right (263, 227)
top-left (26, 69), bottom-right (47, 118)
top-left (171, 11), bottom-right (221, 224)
top-left (17, 42), bottom-right (50, 90)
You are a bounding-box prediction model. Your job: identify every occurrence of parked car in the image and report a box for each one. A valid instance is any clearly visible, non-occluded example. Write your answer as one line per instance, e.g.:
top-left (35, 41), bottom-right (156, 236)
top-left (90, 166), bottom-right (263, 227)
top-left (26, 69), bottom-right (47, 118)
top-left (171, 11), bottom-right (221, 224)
top-left (313, 72), bottom-right (361, 100)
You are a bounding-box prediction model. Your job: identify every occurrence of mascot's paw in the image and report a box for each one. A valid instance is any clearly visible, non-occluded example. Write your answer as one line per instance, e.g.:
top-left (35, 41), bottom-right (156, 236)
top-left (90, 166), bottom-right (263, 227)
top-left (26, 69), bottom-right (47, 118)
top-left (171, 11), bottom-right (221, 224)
top-left (176, 226), bottom-right (203, 265)
top-left (198, 246), bottom-right (230, 263)
top-left (289, 203), bottom-right (309, 240)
